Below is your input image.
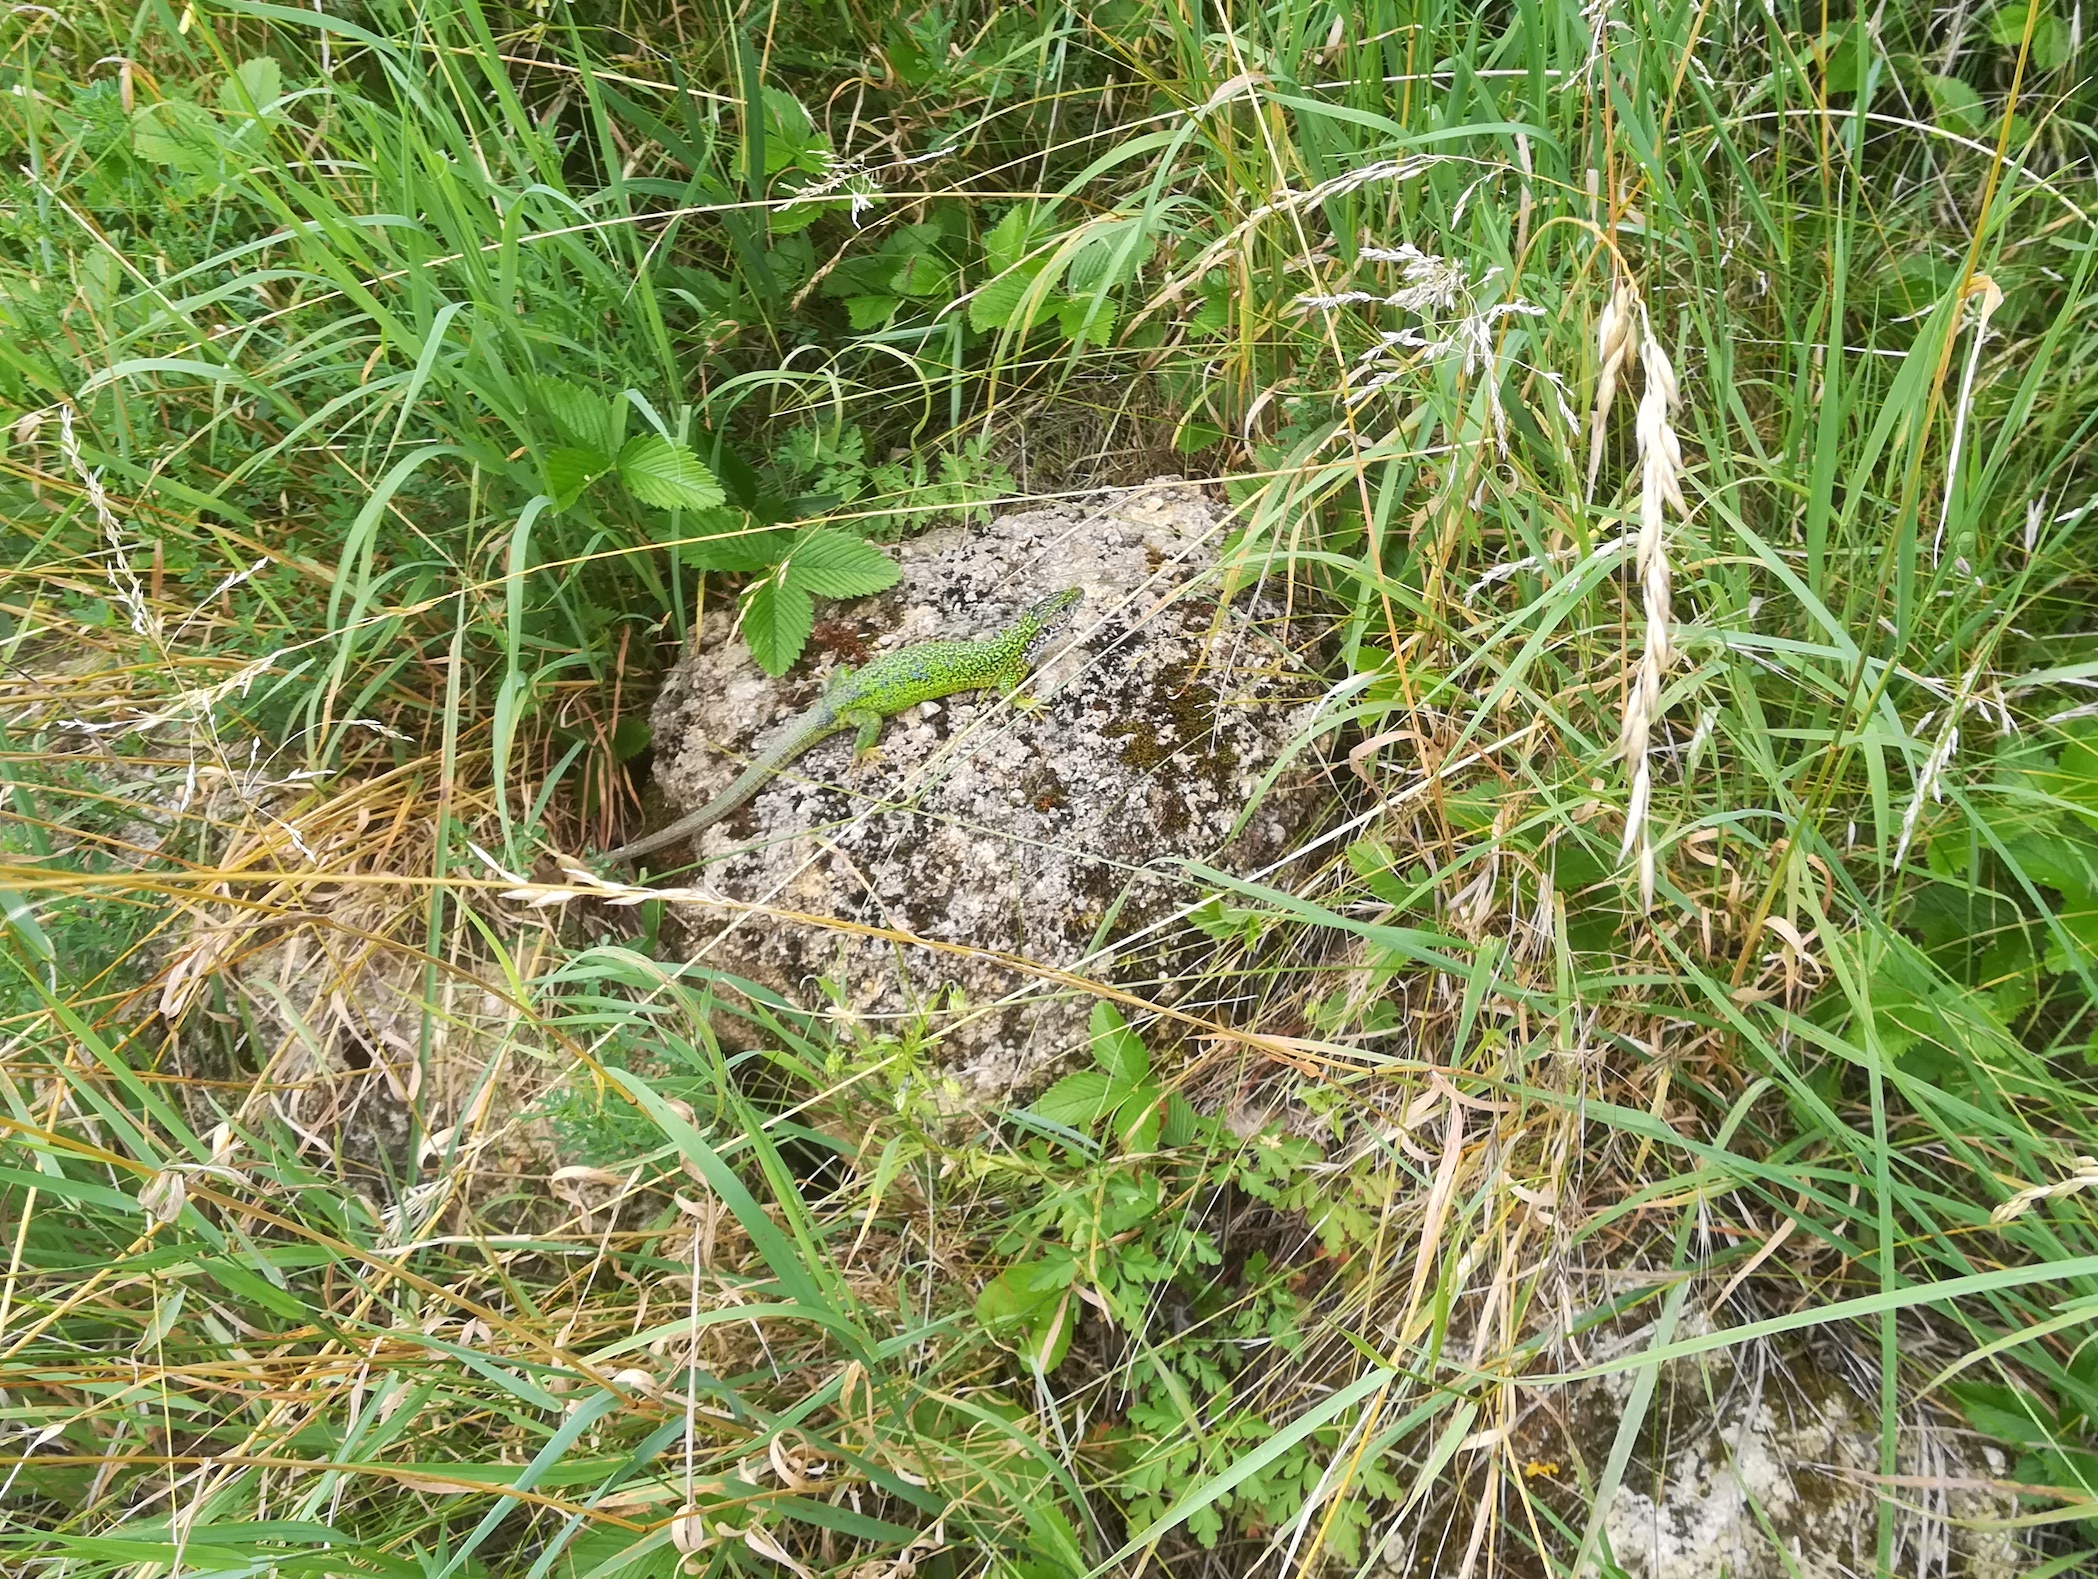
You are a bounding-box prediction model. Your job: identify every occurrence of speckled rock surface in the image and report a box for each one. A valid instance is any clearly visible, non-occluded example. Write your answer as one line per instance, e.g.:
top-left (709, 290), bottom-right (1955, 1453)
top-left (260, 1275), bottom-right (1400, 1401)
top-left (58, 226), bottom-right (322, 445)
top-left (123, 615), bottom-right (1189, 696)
top-left (632, 481), bottom-right (1324, 1093)
top-left (1464, 1307), bottom-right (2026, 1579)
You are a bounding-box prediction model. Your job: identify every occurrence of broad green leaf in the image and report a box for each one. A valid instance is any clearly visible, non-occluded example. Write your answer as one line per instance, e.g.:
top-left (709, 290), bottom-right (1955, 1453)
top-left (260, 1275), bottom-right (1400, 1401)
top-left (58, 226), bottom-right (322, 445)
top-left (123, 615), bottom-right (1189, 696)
top-left (984, 204), bottom-right (1038, 273)
top-left (1924, 73), bottom-right (1986, 135)
top-left (2052, 721), bottom-right (2098, 820)
top-left (1814, 24), bottom-right (1868, 85)
top-left (219, 57), bottom-right (282, 114)
top-left (541, 379), bottom-right (620, 453)
top-left (1031, 1069), bottom-right (1119, 1129)
top-left (969, 263), bottom-right (1046, 334)
top-left (619, 433), bottom-right (724, 511)
top-left (1022, 1290), bottom-right (1075, 1372)
top-left (1067, 218), bottom-right (1154, 292)
top-left (884, 28), bottom-right (935, 86)
top-left (1090, 1000), bottom-right (1149, 1082)
top-left (1162, 1091), bottom-right (1199, 1146)
top-left (1057, 294), bottom-right (1117, 345)
top-left (543, 447), bottom-right (613, 511)
top-left (1114, 1084), bottom-right (1163, 1153)
top-left (976, 1255), bottom-right (1077, 1369)
top-left (975, 1257), bottom-right (1068, 1322)
top-left (1192, 278), bottom-right (1232, 333)
top-left (762, 87), bottom-right (824, 169)
top-left (888, 250), bottom-right (950, 297)
top-left (744, 576), bottom-right (814, 675)
top-left (1988, 0), bottom-right (2072, 66)
top-left (1174, 418), bottom-right (1226, 455)
top-left (131, 100), bottom-right (221, 171)
top-left (785, 528), bottom-right (898, 599)
top-left (844, 294), bottom-right (899, 329)
top-left (679, 510), bottom-right (795, 573)
top-left (770, 194), bottom-right (831, 234)
top-left (1949, 1383), bottom-right (2059, 1448)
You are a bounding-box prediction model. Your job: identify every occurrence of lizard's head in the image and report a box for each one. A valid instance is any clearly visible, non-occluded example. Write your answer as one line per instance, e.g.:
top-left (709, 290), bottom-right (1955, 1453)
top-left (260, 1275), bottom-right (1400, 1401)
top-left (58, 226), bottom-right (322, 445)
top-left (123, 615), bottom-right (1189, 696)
top-left (1020, 586), bottom-right (1084, 661)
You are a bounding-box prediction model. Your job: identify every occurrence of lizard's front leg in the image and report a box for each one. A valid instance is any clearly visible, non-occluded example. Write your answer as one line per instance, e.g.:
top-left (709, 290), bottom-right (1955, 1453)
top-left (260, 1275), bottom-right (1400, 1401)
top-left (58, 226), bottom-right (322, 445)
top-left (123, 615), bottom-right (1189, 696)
top-left (995, 665), bottom-right (1043, 712)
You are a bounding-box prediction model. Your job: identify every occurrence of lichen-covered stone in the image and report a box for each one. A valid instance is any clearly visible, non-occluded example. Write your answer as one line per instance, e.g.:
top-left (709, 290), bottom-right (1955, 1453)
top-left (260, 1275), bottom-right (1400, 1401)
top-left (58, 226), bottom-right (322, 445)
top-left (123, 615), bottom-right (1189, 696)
top-left (1463, 1306), bottom-right (2026, 1579)
top-left (635, 482), bottom-right (1323, 1094)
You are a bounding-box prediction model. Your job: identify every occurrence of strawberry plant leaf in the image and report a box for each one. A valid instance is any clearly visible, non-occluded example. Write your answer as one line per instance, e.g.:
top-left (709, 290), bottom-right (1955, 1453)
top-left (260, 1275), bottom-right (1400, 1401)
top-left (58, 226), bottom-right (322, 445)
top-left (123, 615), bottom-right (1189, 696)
top-left (679, 510), bottom-right (795, 573)
top-left (743, 575), bottom-right (814, 676)
top-left (543, 447), bottom-right (613, 511)
top-left (619, 433), bottom-right (725, 511)
top-left (1031, 1070), bottom-right (1119, 1130)
top-left (540, 379), bottom-right (619, 454)
top-left (1090, 1000), bottom-right (1149, 1083)
top-left (969, 263), bottom-right (1046, 334)
top-left (785, 528), bottom-right (898, 599)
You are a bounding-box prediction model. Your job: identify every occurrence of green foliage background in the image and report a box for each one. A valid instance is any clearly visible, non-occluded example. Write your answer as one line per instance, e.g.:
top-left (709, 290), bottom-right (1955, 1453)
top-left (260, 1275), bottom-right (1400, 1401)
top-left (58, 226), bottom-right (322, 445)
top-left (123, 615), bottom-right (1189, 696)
top-left (6, 0), bottom-right (2098, 1575)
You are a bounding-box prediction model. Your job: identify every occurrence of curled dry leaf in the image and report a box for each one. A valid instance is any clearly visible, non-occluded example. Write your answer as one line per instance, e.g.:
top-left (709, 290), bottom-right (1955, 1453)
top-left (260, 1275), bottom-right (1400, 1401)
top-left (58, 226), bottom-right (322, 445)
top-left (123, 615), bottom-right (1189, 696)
top-left (419, 1126), bottom-right (456, 1169)
top-left (549, 1164), bottom-right (635, 1207)
top-left (139, 1169), bottom-right (187, 1225)
top-left (667, 1506), bottom-right (715, 1557)
top-left (160, 914), bottom-right (245, 1022)
top-left (768, 1431), bottom-right (825, 1491)
top-left (1347, 727), bottom-right (1428, 786)
top-left (743, 1520), bottom-right (816, 1579)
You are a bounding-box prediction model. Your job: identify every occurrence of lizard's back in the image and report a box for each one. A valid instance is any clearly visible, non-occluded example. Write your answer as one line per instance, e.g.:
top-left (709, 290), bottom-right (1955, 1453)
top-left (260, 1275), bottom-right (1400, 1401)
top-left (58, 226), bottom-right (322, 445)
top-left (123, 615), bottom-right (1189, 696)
top-left (831, 633), bottom-right (1021, 712)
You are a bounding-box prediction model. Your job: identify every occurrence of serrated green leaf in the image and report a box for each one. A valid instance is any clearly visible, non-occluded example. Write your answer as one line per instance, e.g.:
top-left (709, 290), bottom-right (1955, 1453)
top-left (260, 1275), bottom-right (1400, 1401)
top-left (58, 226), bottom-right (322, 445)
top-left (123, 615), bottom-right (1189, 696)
top-left (844, 295), bottom-right (900, 330)
top-left (888, 250), bottom-right (950, 297)
top-left (1068, 219), bottom-right (1154, 292)
top-left (761, 87), bottom-right (824, 171)
top-left (1090, 1000), bottom-right (1149, 1083)
top-left (1162, 1091), bottom-right (1198, 1146)
top-left (1057, 294), bottom-right (1117, 345)
top-left (743, 576), bottom-right (814, 675)
top-left (1989, 0), bottom-right (2038, 43)
top-left (132, 100), bottom-right (221, 171)
top-left (1949, 1383), bottom-right (2058, 1448)
top-left (975, 1255), bottom-right (1077, 1372)
top-left (1924, 73), bottom-right (1985, 134)
top-left (1192, 279), bottom-right (1232, 334)
top-left (1114, 1084), bottom-right (1163, 1153)
top-left (970, 263), bottom-right (1047, 334)
top-left (976, 1256), bottom-right (1071, 1324)
top-left (1988, 1), bottom-right (2072, 66)
top-left (1174, 418), bottom-right (1226, 455)
top-left (219, 57), bottom-right (282, 114)
top-left (542, 447), bottom-right (613, 511)
top-left (679, 510), bottom-right (795, 573)
top-left (771, 193), bottom-right (830, 235)
top-left (1023, 1290), bottom-right (1075, 1372)
top-left (984, 204), bottom-right (1038, 274)
top-left (786, 529), bottom-right (898, 599)
top-left (619, 433), bottom-right (725, 511)
top-left (541, 379), bottom-right (618, 453)
top-left (1032, 1069), bottom-right (1120, 1129)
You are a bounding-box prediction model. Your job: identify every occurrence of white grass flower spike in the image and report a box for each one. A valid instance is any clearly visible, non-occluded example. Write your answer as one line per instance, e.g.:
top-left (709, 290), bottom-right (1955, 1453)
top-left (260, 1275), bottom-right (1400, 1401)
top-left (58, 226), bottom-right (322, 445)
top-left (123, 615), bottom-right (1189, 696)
top-left (1604, 291), bottom-right (1689, 912)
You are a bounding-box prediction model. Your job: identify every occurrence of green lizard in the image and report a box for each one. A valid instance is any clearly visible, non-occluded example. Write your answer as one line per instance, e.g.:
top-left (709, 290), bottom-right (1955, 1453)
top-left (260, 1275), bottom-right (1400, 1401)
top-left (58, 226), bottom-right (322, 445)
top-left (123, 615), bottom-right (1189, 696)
top-left (606, 586), bottom-right (1084, 863)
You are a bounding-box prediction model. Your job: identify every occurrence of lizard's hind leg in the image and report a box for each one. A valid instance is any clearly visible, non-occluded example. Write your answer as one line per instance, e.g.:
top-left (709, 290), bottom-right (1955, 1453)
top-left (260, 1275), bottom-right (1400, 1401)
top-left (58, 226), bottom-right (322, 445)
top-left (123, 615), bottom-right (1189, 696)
top-left (839, 707), bottom-right (886, 760)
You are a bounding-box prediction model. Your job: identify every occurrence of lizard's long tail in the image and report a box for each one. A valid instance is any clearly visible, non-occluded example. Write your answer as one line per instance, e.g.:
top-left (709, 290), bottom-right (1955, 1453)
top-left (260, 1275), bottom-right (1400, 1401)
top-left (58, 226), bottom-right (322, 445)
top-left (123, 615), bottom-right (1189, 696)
top-left (606, 703), bottom-right (840, 863)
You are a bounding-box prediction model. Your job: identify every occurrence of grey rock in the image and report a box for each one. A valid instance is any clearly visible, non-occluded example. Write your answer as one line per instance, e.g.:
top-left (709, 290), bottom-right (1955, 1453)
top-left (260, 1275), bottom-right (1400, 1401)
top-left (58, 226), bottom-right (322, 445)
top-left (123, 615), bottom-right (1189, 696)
top-left (633, 482), bottom-right (1325, 1095)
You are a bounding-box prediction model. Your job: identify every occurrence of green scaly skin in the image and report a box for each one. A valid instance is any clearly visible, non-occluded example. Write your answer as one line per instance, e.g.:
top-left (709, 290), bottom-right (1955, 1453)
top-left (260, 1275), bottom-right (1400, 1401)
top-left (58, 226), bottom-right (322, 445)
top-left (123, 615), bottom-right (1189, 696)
top-left (606, 586), bottom-right (1084, 864)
